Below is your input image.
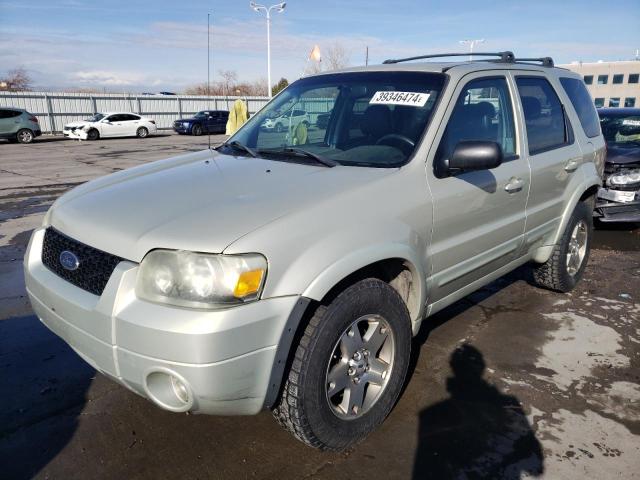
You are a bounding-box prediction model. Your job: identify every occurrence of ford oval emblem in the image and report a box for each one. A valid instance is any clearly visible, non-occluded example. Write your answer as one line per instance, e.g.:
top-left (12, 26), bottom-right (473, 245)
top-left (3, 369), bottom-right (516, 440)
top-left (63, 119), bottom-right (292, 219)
top-left (59, 250), bottom-right (80, 271)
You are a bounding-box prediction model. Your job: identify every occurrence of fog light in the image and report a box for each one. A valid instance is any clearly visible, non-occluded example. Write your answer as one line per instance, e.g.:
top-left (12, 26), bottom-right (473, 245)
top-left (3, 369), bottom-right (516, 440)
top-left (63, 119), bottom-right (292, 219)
top-left (171, 375), bottom-right (189, 404)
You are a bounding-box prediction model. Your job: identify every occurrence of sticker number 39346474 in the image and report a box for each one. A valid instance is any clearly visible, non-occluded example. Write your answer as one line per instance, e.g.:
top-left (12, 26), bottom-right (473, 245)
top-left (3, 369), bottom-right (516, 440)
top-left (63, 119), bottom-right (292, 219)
top-left (369, 91), bottom-right (430, 107)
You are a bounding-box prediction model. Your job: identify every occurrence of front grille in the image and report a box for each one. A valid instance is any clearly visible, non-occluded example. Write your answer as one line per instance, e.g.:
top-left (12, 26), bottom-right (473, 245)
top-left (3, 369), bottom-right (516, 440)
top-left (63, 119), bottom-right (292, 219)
top-left (42, 228), bottom-right (123, 296)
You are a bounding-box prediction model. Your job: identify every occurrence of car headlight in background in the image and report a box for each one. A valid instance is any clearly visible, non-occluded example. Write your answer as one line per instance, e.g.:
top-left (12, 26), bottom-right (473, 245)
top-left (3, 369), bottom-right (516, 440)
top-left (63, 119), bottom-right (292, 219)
top-left (607, 169), bottom-right (640, 188)
top-left (136, 250), bottom-right (267, 309)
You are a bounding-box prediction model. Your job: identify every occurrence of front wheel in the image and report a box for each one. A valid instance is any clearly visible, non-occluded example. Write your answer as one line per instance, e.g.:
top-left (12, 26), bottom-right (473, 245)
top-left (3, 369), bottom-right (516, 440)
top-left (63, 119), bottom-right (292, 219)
top-left (136, 127), bottom-right (149, 138)
top-left (532, 201), bottom-right (593, 292)
top-left (86, 129), bottom-right (99, 141)
top-left (16, 129), bottom-right (34, 144)
top-left (191, 124), bottom-right (202, 136)
top-left (273, 278), bottom-right (411, 450)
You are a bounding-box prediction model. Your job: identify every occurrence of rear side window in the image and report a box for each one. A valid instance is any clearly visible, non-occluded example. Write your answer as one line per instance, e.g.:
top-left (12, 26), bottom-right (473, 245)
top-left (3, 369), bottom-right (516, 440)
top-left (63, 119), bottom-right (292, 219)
top-left (121, 114), bottom-right (140, 121)
top-left (0, 109), bottom-right (22, 119)
top-left (516, 77), bottom-right (571, 155)
top-left (559, 77), bottom-right (601, 138)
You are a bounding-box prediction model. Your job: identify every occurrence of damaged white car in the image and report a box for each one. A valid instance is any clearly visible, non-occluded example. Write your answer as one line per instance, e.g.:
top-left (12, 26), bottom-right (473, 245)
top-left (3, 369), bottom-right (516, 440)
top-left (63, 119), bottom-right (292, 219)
top-left (63, 112), bottom-right (157, 140)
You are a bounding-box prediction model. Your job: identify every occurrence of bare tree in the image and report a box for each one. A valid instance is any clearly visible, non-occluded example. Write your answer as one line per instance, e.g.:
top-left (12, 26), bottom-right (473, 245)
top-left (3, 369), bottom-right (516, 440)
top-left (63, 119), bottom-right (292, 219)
top-left (0, 67), bottom-right (32, 91)
top-left (218, 70), bottom-right (238, 97)
top-left (325, 43), bottom-right (350, 70)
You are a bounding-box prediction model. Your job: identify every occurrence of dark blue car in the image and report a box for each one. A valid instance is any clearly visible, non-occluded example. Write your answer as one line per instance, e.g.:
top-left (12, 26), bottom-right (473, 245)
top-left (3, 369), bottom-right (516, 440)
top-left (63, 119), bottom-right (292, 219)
top-left (174, 110), bottom-right (229, 135)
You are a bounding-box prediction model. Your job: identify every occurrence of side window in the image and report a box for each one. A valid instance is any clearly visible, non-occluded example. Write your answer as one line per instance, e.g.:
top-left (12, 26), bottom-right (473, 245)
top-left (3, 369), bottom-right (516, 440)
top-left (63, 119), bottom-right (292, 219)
top-left (436, 76), bottom-right (516, 165)
top-left (0, 109), bottom-right (21, 119)
top-left (121, 114), bottom-right (139, 121)
top-left (0, 109), bottom-right (10, 119)
top-left (559, 77), bottom-right (601, 138)
top-left (106, 114), bottom-right (121, 122)
top-left (516, 77), bottom-right (570, 155)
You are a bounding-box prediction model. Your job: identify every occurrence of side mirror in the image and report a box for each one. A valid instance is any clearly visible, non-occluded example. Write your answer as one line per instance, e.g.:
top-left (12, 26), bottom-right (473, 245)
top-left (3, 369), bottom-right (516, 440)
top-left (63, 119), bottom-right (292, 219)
top-left (448, 141), bottom-right (503, 173)
top-left (102, 119), bottom-right (111, 124)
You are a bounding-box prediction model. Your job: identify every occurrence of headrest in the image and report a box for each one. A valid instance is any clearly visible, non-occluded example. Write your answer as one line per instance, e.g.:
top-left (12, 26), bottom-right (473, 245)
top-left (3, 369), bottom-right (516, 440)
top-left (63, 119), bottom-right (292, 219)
top-left (361, 104), bottom-right (392, 138)
top-left (521, 96), bottom-right (542, 120)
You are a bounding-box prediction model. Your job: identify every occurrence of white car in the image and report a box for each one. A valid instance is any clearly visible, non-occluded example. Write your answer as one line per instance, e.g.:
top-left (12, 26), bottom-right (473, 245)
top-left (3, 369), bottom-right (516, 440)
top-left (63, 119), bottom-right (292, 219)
top-left (63, 112), bottom-right (157, 140)
top-left (261, 109), bottom-right (310, 132)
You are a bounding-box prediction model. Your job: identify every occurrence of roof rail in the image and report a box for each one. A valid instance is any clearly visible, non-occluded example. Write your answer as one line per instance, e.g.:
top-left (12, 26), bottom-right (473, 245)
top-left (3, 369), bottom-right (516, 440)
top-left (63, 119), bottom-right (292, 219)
top-left (382, 51), bottom-right (515, 65)
top-left (513, 56), bottom-right (554, 67)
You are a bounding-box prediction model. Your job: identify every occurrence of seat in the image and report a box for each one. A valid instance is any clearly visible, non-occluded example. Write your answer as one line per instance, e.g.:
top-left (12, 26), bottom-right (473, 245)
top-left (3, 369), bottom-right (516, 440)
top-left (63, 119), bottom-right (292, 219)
top-left (360, 105), bottom-right (392, 142)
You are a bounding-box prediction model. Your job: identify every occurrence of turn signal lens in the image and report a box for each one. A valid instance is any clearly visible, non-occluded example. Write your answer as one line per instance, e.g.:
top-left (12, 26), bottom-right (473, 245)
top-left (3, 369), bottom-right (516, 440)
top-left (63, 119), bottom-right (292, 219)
top-left (234, 269), bottom-right (265, 298)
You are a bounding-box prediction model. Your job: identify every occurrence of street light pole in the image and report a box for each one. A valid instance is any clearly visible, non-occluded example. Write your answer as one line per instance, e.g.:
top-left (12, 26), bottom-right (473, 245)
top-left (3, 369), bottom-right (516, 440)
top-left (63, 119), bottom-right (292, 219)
top-left (250, 2), bottom-right (286, 98)
top-left (459, 39), bottom-right (485, 61)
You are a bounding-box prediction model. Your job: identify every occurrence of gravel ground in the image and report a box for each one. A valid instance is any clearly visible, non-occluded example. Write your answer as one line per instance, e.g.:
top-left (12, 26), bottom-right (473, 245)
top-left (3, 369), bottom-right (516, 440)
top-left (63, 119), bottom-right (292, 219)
top-left (0, 133), bottom-right (638, 479)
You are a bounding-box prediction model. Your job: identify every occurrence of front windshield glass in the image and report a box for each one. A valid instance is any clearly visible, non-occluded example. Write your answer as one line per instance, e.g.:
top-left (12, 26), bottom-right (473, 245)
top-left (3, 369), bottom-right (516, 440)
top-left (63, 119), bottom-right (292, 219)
top-left (195, 111), bottom-right (208, 117)
top-left (599, 112), bottom-right (640, 146)
top-left (86, 113), bottom-right (105, 122)
top-left (226, 71), bottom-right (446, 167)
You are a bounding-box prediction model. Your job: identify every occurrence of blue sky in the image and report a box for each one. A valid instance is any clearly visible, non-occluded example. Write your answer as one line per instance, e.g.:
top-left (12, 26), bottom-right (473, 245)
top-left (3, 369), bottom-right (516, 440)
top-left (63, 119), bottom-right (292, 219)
top-left (1, 0), bottom-right (639, 92)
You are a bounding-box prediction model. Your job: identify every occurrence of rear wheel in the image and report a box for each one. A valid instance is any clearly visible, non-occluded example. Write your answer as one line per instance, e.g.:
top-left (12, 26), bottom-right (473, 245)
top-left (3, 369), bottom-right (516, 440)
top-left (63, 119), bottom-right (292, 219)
top-left (136, 127), bottom-right (149, 138)
top-left (16, 129), bottom-right (34, 144)
top-left (273, 278), bottom-right (411, 451)
top-left (191, 124), bottom-right (202, 136)
top-left (533, 201), bottom-right (592, 292)
top-left (86, 129), bottom-right (99, 141)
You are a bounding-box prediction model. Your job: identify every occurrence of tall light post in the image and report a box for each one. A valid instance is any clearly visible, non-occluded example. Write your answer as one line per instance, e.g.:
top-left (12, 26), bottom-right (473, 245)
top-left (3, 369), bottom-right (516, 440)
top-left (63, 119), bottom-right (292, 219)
top-left (459, 39), bottom-right (485, 61)
top-left (249, 1), bottom-right (286, 97)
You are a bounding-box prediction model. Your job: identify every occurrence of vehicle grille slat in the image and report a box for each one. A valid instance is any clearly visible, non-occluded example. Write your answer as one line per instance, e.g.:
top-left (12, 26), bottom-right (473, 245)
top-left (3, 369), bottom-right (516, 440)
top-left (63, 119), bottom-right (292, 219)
top-left (41, 228), bottom-right (123, 296)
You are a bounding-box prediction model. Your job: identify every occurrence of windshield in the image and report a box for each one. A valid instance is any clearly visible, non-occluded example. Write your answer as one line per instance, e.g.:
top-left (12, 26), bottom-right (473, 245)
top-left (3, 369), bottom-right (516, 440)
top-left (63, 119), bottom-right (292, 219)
top-left (225, 71), bottom-right (446, 167)
top-left (86, 113), bottom-right (105, 122)
top-left (195, 111), bottom-right (208, 117)
top-left (599, 112), bottom-right (640, 146)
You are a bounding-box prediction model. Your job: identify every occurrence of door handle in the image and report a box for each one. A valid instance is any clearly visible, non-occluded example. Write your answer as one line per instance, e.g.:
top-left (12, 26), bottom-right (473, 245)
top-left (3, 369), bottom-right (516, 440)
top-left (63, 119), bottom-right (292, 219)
top-left (564, 158), bottom-right (579, 172)
top-left (504, 177), bottom-right (525, 193)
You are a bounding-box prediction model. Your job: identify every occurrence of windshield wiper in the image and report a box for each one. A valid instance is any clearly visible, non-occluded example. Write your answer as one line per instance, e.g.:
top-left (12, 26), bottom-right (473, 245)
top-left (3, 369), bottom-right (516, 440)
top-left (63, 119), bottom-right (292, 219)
top-left (220, 140), bottom-right (258, 158)
top-left (260, 147), bottom-right (339, 168)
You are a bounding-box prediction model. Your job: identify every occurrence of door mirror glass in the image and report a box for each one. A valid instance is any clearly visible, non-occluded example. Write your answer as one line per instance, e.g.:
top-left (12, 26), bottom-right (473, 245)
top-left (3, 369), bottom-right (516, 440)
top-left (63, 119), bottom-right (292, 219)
top-left (448, 141), bottom-right (503, 172)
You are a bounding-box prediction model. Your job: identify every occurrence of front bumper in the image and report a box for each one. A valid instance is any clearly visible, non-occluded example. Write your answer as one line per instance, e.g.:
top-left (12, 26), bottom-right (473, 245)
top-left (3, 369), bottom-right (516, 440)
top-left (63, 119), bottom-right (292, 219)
top-left (63, 129), bottom-right (88, 140)
top-left (24, 227), bottom-right (299, 415)
top-left (595, 187), bottom-right (640, 222)
top-left (173, 124), bottom-right (191, 134)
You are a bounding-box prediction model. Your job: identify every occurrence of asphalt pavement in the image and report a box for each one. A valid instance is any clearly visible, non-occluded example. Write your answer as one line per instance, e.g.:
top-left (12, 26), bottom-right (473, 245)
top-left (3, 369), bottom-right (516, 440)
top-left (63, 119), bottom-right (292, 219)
top-left (0, 133), bottom-right (638, 479)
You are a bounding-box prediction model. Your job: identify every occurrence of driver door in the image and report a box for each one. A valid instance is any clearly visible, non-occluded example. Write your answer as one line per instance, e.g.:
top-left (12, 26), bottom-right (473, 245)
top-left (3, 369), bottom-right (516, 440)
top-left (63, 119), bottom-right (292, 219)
top-left (426, 73), bottom-right (530, 304)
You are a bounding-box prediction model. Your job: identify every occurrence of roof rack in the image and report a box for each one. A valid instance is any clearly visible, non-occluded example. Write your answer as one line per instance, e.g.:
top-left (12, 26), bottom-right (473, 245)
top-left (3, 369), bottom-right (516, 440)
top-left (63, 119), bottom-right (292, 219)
top-left (382, 51), bottom-right (555, 68)
top-left (382, 51), bottom-right (515, 64)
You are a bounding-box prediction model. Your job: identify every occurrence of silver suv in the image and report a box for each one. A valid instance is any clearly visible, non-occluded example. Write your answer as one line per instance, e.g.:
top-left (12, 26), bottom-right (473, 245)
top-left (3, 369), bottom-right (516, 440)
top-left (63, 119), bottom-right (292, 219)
top-left (24, 51), bottom-right (605, 451)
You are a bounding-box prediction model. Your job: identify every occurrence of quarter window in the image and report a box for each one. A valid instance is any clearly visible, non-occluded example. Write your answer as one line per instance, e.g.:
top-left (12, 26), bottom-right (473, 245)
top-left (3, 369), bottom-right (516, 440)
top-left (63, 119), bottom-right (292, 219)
top-left (624, 97), bottom-right (636, 108)
top-left (583, 75), bottom-right (593, 85)
top-left (516, 77), bottom-right (571, 155)
top-left (609, 98), bottom-right (620, 107)
top-left (594, 98), bottom-right (605, 108)
top-left (597, 75), bottom-right (608, 85)
top-left (559, 77), bottom-right (601, 138)
top-left (612, 74), bottom-right (624, 84)
top-left (0, 109), bottom-right (22, 119)
top-left (629, 74), bottom-right (639, 84)
top-left (436, 76), bottom-right (516, 170)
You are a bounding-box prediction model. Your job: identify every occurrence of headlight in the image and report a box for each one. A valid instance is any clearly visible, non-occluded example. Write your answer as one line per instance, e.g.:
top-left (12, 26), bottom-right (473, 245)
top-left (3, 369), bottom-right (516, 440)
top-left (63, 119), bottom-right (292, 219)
top-left (608, 169), bottom-right (640, 188)
top-left (136, 250), bottom-right (267, 309)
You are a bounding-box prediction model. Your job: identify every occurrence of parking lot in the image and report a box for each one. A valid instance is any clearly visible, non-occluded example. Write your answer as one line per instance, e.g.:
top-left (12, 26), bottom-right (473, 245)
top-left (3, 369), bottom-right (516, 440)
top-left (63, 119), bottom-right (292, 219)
top-left (0, 133), bottom-right (639, 479)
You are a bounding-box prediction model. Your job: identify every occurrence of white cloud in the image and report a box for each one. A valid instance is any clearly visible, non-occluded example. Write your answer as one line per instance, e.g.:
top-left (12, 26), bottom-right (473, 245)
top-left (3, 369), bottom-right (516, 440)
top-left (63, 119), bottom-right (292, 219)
top-left (72, 70), bottom-right (144, 86)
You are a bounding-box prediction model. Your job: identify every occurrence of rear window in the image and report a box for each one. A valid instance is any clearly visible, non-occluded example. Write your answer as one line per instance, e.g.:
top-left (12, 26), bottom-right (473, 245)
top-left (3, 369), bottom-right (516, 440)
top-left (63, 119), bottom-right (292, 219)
top-left (559, 77), bottom-right (601, 138)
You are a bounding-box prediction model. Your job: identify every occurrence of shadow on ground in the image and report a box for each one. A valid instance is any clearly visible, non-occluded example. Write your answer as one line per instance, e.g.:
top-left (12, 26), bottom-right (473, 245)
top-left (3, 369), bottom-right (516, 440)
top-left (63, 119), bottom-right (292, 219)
top-left (0, 316), bottom-right (93, 480)
top-left (412, 344), bottom-right (544, 479)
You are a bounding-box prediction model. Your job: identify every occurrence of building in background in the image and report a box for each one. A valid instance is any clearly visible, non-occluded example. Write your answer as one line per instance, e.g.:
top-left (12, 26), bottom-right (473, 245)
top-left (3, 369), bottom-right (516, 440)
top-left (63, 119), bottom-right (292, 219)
top-left (559, 61), bottom-right (640, 108)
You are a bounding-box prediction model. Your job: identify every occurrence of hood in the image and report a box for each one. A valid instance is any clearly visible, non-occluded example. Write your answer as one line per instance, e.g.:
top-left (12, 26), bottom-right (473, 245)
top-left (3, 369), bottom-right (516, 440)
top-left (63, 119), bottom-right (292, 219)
top-left (605, 143), bottom-right (640, 165)
top-left (65, 120), bottom-right (91, 128)
top-left (48, 150), bottom-right (392, 262)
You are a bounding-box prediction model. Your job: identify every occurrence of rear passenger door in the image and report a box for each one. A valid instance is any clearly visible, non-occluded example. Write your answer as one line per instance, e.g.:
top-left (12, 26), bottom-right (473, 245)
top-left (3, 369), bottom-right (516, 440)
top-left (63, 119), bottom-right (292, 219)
top-left (118, 114), bottom-right (141, 136)
top-left (513, 74), bottom-right (584, 249)
top-left (427, 73), bottom-right (530, 303)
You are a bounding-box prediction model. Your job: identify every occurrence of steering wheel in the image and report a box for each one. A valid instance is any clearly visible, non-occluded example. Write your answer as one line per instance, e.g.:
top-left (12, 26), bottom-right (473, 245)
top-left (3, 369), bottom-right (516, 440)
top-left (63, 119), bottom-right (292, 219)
top-left (375, 134), bottom-right (415, 155)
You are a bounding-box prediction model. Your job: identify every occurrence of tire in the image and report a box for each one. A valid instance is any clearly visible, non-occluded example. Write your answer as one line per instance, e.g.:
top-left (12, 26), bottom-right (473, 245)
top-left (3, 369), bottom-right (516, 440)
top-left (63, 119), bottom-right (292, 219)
top-left (86, 129), bottom-right (99, 141)
top-left (532, 201), bottom-right (592, 292)
top-left (275, 123), bottom-right (284, 133)
top-left (191, 124), bottom-right (202, 136)
top-left (136, 127), bottom-right (149, 138)
top-left (16, 129), bottom-right (34, 144)
top-left (273, 278), bottom-right (411, 451)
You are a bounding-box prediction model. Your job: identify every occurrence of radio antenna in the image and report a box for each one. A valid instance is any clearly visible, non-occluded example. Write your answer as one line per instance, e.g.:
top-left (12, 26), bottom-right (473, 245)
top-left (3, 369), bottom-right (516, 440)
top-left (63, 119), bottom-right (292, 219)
top-left (207, 12), bottom-right (211, 150)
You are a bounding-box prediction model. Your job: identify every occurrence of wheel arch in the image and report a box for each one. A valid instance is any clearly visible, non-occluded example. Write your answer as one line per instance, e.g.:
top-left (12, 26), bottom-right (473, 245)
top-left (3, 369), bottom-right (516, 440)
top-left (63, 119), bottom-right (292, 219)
top-left (263, 254), bottom-right (425, 410)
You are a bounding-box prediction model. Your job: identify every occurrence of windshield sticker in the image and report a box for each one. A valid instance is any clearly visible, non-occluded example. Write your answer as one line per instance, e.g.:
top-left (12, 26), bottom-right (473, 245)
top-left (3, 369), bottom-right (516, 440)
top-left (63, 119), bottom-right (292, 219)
top-left (622, 119), bottom-right (640, 126)
top-left (369, 91), bottom-right (430, 107)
